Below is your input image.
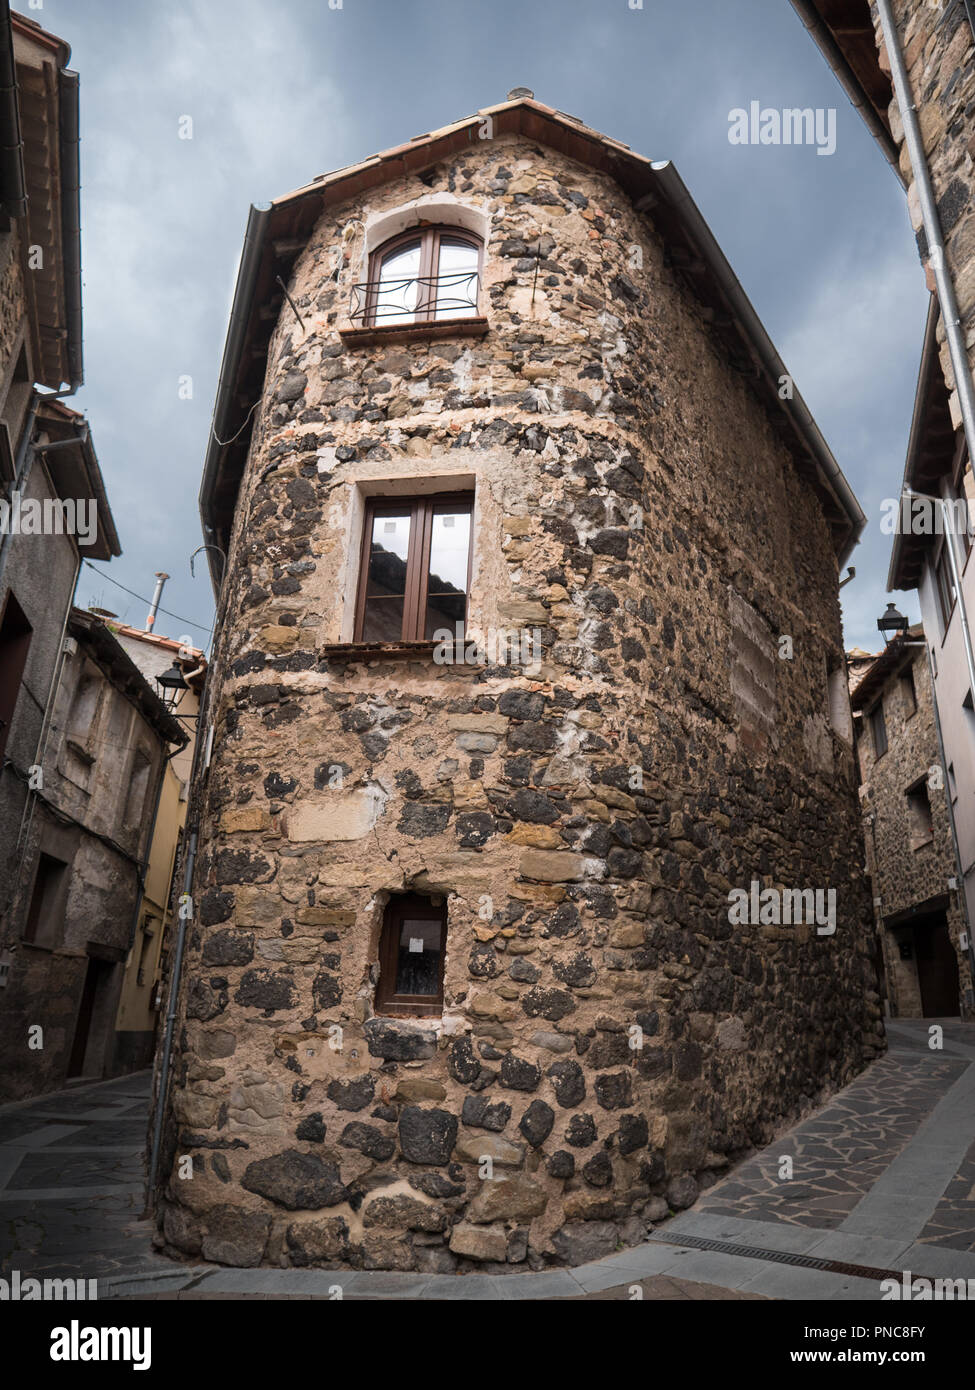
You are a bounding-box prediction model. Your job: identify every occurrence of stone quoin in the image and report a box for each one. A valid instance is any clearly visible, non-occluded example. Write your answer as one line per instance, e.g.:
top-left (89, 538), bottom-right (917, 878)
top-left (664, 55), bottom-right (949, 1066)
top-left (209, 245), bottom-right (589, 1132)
top-left (153, 93), bottom-right (883, 1273)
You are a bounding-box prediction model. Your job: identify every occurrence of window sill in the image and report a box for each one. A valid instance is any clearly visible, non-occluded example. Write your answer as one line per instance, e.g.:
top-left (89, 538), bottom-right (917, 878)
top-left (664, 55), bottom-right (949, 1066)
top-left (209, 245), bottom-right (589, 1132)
top-left (375, 1004), bottom-right (444, 1019)
top-left (911, 836), bottom-right (934, 853)
top-left (339, 316), bottom-right (488, 350)
top-left (321, 640), bottom-right (480, 665)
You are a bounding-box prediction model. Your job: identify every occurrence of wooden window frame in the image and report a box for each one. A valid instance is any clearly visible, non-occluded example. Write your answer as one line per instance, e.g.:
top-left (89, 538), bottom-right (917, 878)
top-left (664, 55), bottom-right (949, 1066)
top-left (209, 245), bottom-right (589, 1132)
top-left (365, 226), bottom-right (482, 327)
top-left (353, 491), bottom-right (474, 644)
top-left (375, 893), bottom-right (447, 1018)
top-left (870, 700), bottom-right (888, 759)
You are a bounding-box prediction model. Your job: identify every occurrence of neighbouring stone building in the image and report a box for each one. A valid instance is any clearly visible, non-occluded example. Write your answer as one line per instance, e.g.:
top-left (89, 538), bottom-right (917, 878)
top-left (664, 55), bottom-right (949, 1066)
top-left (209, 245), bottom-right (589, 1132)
top-left (0, 608), bottom-right (187, 1099)
top-left (0, 10), bottom-right (154, 1100)
top-left (155, 93), bottom-right (883, 1273)
top-left (849, 626), bottom-right (972, 1019)
top-left (793, 0), bottom-right (975, 994)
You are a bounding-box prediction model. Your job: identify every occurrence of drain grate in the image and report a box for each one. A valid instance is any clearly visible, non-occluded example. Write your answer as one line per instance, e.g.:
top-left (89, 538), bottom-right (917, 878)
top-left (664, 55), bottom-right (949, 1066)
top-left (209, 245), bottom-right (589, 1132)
top-left (648, 1232), bottom-right (915, 1283)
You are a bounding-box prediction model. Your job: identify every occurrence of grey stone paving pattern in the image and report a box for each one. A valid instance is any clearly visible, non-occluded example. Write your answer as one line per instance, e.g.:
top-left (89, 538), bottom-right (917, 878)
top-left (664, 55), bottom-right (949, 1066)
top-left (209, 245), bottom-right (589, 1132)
top-left (917, 1137), bottom-right (975, 1252)
top-left (692, 1038), bottom-right (967, 1230)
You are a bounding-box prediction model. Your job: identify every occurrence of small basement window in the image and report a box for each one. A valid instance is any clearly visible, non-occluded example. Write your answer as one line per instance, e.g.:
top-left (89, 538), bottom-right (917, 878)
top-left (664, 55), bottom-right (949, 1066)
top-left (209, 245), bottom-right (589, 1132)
top-left (376, 893), bottom-right (447, 1017)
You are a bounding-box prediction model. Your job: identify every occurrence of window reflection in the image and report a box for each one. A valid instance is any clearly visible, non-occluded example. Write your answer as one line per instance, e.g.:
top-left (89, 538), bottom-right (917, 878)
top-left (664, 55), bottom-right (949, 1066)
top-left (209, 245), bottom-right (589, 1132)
top-left (361, 510), bottom-right (410, 641)
top-left (375, 241), bottom-right (421, 325)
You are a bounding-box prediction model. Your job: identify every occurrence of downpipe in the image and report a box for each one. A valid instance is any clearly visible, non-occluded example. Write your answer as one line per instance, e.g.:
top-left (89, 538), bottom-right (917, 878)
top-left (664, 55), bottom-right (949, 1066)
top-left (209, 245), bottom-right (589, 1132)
top-left (145, 826), bottom-right (197, 1212)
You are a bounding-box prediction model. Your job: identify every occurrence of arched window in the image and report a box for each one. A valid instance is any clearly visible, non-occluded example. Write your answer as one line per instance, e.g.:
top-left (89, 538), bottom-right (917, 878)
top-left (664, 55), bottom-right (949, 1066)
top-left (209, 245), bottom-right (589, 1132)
top-left (366, 226), bottom-right (481, 326)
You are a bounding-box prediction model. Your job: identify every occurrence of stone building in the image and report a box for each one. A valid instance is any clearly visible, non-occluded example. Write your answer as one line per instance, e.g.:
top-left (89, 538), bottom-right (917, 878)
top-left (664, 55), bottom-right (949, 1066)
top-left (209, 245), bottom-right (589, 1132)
top-left (849, 626), bottom-right (972, 1019)
top-left (156, 93), bottom-right (883, 1272)
top-left (793, 0), bottom-right (975, 978)
top-left (0, 608), bottom-right (187, 1100)
top-left (0, 9), bottom-right (148, 1100)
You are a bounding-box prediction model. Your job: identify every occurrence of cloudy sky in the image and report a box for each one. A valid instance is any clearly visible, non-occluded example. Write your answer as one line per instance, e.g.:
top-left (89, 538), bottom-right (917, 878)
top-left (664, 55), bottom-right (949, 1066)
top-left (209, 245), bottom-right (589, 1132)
top-left (47, 0), bottom-right (926, 653)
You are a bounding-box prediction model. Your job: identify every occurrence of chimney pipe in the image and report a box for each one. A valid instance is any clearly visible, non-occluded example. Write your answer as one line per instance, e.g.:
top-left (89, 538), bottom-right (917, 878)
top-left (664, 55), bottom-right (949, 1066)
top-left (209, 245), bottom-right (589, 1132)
top-left (146, 572), bottom-right (169, 631)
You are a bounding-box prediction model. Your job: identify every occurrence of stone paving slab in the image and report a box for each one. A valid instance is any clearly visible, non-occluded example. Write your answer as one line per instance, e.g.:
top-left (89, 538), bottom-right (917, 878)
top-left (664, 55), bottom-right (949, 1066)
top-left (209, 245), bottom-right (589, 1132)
top-left (739, 1265), bottom-right (880, 1301)
top-left (687, 1023), bottom-right (975, 1245)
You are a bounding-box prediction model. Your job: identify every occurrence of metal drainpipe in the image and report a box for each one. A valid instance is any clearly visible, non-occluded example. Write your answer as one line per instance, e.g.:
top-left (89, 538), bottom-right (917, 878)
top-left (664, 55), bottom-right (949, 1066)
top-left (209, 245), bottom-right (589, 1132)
top-left (146, 826), bottom-right (197, 1211)
top-left (145, 596), bottom-right (221, 1208)
top-left (877, 0), bottom-right (975, 473)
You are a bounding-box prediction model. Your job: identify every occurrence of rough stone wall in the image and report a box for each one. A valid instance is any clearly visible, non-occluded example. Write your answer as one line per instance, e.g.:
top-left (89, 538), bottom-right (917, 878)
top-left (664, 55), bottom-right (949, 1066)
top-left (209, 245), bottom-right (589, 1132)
top-left (874, 0), bottom-right (975, 426)
top-left (160, 132), bottom-right (882, 1272)
top-left (0, 222), bottom-right (25, 388)
top-left (854, 646), bottom-right (970, 1019)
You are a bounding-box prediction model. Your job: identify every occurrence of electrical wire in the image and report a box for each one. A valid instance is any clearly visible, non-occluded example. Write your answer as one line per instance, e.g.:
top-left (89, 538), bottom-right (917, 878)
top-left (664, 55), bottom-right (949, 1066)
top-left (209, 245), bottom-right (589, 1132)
top-left (211, 398), bottom-right (260, 448)
top-left (81, 561), bottom-right (213, 635)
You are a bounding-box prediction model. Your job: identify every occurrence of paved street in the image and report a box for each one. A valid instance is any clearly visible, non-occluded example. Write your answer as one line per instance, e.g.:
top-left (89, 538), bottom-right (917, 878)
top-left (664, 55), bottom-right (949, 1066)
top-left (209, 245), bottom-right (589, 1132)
top-left (1, 1019), bottom-right (974, 1300)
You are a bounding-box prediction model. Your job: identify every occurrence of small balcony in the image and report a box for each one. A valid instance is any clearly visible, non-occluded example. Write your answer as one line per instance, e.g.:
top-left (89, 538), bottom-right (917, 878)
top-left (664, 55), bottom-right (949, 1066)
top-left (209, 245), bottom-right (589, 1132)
top-left (340, 270), bottom-right (489, 348)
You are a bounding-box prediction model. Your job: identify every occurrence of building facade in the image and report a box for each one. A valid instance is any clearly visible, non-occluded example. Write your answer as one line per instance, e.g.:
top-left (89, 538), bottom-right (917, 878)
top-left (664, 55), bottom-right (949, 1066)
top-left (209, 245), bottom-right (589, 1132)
top-left (155, 96), bottom-right (882, 1273)
top-left (794, 0), bottom-right (975, 1008)
top-left (0, 607), bottom-right (186, 1100)
top-left (849, 629), bottom-right (972, 1019)
top-left (0, 9), bottom-right (155, 1100)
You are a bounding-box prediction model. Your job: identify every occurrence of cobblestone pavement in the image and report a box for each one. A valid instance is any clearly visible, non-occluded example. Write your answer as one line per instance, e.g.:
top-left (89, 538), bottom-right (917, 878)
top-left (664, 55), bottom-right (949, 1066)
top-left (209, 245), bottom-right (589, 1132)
top-left (696, 1033), bottom-right (968, 1232)
top-left (1, 1018), bottom-right (973, 1300)
top-left (0, 1072), bottom-right (157, 1284)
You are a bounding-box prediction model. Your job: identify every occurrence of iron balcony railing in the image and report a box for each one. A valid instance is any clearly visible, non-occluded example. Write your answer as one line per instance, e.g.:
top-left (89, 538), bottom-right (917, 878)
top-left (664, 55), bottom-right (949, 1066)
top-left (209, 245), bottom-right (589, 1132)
top-left (349, 270), bottom-right (480, 327)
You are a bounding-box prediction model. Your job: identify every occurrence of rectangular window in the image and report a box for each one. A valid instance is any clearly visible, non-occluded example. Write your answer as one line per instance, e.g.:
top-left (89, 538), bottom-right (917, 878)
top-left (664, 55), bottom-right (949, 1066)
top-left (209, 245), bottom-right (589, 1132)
top-left (935, 545), bottom-right (957, 631)
top-left (23, 852), bottom-right (68, 948)
top-left (946, 460), bottom-right (972, 560)
top-left (870, 700), bottom-right (888, 759)
top-left (906, 779), bottom-right (934, 851)
top-left (124, 749), bottom-right (152, 832)
top-left (900, 666), bottom-right (917, 717)
top-left (0, 592), bottom-right (32, 764)
top-left (355, 493), bottom-right (473, 643)
top-left (376, 893), bottom-right (447, 1017)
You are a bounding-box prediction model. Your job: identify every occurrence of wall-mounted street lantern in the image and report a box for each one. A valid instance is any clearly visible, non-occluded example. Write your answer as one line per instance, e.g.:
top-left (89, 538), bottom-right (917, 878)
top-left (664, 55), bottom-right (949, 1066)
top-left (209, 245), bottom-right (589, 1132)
top-left (877, 603), bottom-right (908, 646)
top-left (156, 663), bottom-right (188, 710)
